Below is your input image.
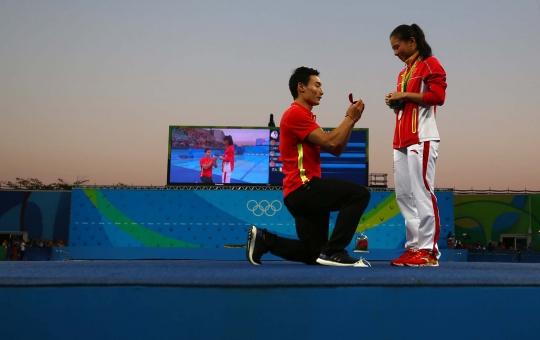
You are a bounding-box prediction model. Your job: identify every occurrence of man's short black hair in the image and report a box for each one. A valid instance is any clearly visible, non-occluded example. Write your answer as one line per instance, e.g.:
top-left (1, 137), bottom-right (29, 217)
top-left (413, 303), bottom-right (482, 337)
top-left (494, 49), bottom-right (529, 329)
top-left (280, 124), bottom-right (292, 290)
top-left (288, 66), bottom-right (320, 99)
top-left (204, 148), bottom-right (211, 153)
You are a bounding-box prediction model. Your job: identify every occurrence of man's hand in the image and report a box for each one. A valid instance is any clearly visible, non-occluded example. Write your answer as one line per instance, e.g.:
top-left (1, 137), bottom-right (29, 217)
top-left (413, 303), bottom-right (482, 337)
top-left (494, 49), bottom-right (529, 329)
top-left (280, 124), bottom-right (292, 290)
top-left (346, 98), bottom-right (365, 122)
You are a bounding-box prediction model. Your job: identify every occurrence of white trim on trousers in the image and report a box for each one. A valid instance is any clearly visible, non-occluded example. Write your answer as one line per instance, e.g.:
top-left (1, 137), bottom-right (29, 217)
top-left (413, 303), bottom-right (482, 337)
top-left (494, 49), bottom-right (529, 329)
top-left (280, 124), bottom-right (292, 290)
top-left (393, 141), bottom-right (441, 253)
top-left (222, 162), bottom-right (232, 183)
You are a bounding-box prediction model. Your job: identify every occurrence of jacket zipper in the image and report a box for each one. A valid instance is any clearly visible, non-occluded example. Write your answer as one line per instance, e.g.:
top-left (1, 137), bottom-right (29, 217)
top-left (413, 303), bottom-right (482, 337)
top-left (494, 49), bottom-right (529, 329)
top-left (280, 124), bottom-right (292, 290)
top-left (412, 108), bottom-right (417, 134)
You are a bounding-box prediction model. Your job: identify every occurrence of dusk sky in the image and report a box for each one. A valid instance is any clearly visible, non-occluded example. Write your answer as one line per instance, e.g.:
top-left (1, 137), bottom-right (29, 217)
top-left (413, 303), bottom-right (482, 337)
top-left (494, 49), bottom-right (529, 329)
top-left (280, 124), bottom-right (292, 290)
top-left (1, 0), bottom-right (540, 190)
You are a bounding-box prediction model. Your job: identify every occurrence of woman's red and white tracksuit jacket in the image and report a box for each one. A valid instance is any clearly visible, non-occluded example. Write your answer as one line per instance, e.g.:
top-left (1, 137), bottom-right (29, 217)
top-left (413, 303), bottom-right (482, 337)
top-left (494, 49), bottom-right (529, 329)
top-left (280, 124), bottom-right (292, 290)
top-left (221, 145), bottom-right (235, 183)
top-left (392, 53), bottom-right (447, 255)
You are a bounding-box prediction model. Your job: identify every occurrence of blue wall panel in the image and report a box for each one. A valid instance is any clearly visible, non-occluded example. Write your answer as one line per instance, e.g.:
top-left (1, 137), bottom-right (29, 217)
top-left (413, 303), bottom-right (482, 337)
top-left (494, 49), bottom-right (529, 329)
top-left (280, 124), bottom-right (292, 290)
top-left (69, 188), bottom-right (453, 252)
top-left (0, 191), bottom-right (71, 241)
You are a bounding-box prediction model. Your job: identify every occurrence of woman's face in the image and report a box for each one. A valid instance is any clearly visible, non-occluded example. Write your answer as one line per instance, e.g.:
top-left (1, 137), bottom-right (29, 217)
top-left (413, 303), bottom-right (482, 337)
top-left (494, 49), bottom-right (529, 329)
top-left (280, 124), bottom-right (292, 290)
top-left (223, 139), bottom-right (228, 146)
top-left (390, 36), bottom-right (417, 62)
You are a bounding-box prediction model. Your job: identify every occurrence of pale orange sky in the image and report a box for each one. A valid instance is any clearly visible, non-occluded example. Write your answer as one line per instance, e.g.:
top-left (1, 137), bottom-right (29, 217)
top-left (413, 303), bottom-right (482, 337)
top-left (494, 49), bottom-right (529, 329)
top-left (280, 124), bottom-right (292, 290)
top-left (1, 0), bottom-right (540, 190)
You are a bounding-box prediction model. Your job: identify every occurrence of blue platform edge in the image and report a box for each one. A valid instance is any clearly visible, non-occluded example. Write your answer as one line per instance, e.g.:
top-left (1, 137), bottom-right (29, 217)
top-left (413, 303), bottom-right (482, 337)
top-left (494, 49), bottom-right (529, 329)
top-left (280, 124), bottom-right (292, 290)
top-left (51, 247), bottom-right (468, 262)
top-left (2, 259), bottom-right (540, 340)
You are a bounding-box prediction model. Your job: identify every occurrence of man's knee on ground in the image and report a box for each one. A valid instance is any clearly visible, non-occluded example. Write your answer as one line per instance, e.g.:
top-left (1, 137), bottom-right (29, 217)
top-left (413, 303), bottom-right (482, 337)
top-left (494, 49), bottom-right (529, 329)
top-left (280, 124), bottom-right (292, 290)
top-left (352, 186), bottom-right (371, 202)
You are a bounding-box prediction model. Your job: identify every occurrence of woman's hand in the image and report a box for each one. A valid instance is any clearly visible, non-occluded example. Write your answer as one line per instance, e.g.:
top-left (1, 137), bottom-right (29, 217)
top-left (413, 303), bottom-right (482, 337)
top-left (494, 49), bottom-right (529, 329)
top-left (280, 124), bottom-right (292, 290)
top-left (386, 92), bottom-right (407, 104)
top-left (387, 91), bottom-right (425, 106)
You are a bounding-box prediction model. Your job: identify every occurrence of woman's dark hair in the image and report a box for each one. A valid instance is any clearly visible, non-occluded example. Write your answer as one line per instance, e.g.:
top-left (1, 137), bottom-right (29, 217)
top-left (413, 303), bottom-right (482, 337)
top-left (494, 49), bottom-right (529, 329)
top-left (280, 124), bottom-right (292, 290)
top-left (223, 135), bottom-right (234, 146)
top-left (390, 24), bottom-right (432, 59)
top-left (288, 66), bottom-right (320, 99)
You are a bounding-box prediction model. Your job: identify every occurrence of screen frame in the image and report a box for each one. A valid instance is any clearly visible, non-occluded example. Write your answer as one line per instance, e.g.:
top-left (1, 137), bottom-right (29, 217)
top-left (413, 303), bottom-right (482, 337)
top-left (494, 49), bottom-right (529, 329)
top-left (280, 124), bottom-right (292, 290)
top-left (166, 125), bottom-right (369, 187)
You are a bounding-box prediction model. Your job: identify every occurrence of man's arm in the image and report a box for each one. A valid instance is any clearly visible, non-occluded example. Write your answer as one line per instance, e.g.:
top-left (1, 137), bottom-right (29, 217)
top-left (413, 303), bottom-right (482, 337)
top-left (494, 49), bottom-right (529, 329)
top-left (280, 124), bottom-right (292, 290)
top-left (306, 99), bottom-right (365, 156)
top-left (201, 159), bottom-right (213, 170)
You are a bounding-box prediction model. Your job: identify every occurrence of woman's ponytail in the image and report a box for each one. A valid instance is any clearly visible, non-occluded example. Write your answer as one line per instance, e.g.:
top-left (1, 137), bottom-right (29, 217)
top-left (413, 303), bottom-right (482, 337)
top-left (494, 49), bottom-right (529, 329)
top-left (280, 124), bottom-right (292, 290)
top-left (390, 24), bottom-right (433, 59)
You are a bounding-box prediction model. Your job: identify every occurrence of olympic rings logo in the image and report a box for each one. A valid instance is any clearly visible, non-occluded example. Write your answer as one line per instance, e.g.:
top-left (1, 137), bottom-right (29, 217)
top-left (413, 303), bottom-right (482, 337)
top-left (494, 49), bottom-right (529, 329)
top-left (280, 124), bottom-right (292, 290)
top-left (246, 200), bottom-right (282, 217)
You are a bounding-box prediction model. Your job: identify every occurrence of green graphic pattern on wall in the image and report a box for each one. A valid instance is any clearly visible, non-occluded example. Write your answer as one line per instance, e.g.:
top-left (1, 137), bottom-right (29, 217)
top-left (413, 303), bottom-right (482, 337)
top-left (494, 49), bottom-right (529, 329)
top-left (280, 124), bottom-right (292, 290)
top-left (79, 189), bottom-right (202, 248)
top-left (356, 192), bottom-right (400, 232)
top-left (454, 194), bottom-right (540, 249)
top-left (356, 191), bottom-right (454, 249)
top-left (69, 188), bottom-right (454, 250)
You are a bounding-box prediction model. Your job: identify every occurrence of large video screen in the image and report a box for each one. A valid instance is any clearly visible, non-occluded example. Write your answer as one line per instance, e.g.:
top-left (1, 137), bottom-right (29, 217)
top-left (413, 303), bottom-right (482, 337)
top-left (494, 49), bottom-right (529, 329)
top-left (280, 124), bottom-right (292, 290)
top-left (167, 126), bottom-right (368, 186)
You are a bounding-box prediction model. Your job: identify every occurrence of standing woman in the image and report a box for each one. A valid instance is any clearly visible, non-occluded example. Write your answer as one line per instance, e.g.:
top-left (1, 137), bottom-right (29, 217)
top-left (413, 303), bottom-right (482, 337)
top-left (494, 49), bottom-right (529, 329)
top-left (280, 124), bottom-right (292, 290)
top-left (385, 24), bottom-right (447, 267)
top-left (220, 135), bottom-right (235, 183)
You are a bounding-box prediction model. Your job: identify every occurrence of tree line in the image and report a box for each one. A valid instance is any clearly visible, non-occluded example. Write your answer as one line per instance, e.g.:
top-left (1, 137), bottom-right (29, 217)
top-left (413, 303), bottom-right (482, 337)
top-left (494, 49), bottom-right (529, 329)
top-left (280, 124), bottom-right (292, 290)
top-left (0, 177), bottom-right (131, 190)
top-left (0, 177), bottom-right (89, 190)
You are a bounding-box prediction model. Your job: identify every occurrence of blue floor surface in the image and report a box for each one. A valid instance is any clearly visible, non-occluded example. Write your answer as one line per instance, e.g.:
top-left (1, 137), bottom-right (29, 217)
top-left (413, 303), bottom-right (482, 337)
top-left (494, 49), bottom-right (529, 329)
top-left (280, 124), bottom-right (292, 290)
top-left (2, 260), bottom-right (540, 287)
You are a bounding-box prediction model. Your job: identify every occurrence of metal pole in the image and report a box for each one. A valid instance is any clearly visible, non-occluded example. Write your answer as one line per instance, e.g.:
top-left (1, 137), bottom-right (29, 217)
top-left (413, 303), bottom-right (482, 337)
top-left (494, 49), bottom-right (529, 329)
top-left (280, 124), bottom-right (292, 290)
top-left (529, 194), bottom-right (532, 247)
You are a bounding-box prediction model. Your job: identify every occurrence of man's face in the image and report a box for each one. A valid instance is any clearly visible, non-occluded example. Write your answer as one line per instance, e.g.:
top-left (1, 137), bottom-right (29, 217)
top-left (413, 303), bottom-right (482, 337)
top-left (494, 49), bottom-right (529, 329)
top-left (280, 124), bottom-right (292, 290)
top-left (299, 75), bottom-right (324, 106)
top-left (205, 150), bottom-right (211, 157)
top-left (390, 36), bottom-right (417, 62)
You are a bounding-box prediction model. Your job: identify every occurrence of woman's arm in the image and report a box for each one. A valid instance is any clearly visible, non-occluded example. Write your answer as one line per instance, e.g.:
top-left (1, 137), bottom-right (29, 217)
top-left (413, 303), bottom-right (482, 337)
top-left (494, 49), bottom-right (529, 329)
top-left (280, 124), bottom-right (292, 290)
top-left (387, 59), bottom-right (447, 106)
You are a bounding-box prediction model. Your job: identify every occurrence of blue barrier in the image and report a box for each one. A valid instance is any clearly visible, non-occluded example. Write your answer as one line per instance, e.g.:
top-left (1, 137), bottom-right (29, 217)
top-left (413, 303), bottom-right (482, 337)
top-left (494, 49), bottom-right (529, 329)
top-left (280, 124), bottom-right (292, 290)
top-left (22, 248), bottom-right (51, 261)
top-left (69, 188), bottom-right (454, 252)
